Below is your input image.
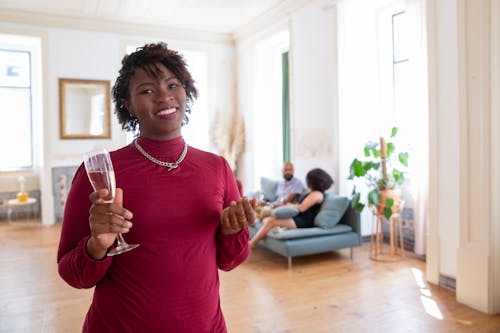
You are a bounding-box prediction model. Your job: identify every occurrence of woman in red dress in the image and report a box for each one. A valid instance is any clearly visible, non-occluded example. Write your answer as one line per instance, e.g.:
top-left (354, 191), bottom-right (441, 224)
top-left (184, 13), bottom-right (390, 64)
top-left (57, 42), bottom-right (255, 333)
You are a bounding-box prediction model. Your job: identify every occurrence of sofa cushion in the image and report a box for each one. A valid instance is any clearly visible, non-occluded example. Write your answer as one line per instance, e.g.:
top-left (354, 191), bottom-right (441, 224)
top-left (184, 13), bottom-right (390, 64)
top-left (267, 225), bottom-right (353, 240)
top-left (272, 206), bottom-right (299, 218)
top-left (260, 177), bottom-right (279, 202)
top-left (314, 194), bottom-right (350, 229)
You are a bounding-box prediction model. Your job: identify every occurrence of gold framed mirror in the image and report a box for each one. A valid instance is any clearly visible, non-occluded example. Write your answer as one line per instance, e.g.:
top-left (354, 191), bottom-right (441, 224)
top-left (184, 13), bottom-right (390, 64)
top-left (59, 78), bottom-right (111, 139)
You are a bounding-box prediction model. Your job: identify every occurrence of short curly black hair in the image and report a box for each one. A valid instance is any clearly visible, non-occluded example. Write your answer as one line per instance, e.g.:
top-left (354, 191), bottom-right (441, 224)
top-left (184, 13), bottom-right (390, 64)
top-left (306, 168), bottom-right (334, 193)
top-left (112, 42), bottom-right (199, 132)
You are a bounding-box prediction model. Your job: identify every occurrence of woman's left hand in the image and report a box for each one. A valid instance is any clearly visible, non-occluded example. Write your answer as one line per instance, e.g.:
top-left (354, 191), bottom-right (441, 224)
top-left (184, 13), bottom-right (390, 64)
top-left (220, 197), bottom-right (257, 235)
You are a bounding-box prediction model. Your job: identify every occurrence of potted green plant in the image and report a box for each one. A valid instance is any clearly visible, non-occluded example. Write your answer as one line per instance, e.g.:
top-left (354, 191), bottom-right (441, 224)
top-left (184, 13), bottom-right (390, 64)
top-left (348, 127), bottom-right (409, 219)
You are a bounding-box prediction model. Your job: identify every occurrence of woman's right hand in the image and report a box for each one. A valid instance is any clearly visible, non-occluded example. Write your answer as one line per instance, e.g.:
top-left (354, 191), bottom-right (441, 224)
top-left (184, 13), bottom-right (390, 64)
top-left (86, 188), bottom-right (133, 259)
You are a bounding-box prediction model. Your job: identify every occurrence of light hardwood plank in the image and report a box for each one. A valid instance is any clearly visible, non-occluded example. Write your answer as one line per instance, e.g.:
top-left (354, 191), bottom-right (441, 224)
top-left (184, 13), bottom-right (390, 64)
top-left (0, 222), bottom-right (499, 332)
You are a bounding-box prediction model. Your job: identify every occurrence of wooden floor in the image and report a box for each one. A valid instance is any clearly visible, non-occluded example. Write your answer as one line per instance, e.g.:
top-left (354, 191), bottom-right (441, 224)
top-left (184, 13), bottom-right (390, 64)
top-left (1, 221), bottom-right (499, 333)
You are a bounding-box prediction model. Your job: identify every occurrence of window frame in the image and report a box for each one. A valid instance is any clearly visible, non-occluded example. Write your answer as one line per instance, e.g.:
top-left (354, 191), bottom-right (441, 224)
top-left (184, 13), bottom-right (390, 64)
top-left (0, 44), bottom-right (35, 170)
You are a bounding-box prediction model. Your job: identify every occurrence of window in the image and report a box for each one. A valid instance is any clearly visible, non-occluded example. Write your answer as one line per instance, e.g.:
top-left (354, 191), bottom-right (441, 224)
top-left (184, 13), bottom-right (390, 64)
top-left (252, 30), bottom-right (289, 182)
top-left (391, 10), bottom-right (413, 146)
top-left (0, 34), bottom-right (41, 170)
top-left (377, 3), bottom-right (424, 154)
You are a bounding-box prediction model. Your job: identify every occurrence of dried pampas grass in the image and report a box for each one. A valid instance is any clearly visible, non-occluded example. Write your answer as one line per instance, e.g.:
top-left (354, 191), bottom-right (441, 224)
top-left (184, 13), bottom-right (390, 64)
top-left (211, 110), bottom-right (246, 172)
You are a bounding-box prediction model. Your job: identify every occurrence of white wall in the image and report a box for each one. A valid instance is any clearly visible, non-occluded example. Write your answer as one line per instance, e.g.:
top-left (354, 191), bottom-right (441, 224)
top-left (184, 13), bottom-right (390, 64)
top-left (236, 20), bottom-right (291, 191)
top-left (48, 28), bottom-right (125, 166)
top-left (237, 1), bottom-right (338, 196)
top-left (290, 1), bottom-right (339, 189)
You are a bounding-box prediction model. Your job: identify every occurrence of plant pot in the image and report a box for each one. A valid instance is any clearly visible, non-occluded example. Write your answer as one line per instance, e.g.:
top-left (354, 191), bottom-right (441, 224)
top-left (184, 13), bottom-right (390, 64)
top-left (377, 189), bottom-right (401, 216)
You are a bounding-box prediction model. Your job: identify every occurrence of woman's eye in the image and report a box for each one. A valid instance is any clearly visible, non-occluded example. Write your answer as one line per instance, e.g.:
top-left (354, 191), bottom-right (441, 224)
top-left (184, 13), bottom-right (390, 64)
top-left (141, 89), bottom-right (153, 94)
top-left (168, 82), bottom-right (179, 90)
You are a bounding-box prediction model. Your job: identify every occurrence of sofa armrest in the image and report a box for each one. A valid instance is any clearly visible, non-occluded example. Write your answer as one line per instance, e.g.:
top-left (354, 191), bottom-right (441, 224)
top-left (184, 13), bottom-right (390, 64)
top-left (338, 203), bottom-right (361, 241)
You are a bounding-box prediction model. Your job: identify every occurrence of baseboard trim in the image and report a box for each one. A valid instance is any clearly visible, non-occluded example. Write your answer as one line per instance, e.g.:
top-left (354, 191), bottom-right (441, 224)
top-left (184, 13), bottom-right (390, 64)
top-left (439, 274), bottom-right (456, 291)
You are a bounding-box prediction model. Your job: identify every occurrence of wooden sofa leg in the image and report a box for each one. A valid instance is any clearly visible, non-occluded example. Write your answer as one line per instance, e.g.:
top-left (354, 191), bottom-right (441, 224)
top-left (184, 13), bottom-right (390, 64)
top-left (350, 247), bottom-right (353, 259)
top-left (288, 256), bottom-right (292, 269)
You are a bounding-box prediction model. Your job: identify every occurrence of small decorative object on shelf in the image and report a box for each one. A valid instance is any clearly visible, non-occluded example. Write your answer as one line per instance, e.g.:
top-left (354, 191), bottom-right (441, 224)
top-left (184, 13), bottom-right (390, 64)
top-left (16, 176), bottom-right (29, 202)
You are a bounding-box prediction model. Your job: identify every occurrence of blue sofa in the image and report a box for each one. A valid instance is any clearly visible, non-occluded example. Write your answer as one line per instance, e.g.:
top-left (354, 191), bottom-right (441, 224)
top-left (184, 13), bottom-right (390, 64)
top-left (248, 193), bottom-right (362, 268)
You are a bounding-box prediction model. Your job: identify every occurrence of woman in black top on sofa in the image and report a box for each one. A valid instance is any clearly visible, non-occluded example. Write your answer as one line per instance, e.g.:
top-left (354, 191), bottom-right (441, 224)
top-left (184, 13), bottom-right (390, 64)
top-left (249, 168), bottom-right (333, 248)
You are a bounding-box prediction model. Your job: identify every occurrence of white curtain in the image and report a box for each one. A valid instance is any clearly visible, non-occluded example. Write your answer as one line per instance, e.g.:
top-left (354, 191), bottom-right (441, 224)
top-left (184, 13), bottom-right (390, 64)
top-left (405, 0), bottom-right (429, 255)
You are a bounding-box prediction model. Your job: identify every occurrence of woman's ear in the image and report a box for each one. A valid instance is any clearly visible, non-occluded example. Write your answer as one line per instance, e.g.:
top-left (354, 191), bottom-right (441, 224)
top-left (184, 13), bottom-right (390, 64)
top-left (121, 99), bottom-right (133, 116)
top-left (120, 98), bottom-right (129, 108)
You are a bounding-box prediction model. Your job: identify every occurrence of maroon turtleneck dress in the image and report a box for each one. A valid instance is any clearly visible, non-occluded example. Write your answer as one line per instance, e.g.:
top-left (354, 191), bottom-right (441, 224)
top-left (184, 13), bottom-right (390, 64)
top-left (57, 136), bottom-right (249, 333)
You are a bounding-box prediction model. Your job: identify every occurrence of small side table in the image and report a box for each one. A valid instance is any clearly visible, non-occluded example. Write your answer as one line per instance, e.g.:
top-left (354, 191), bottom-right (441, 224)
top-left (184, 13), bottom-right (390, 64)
top-left (369, 200), bottom-right (405, 262)
top-left (7, 198), bottom-right (38, 221)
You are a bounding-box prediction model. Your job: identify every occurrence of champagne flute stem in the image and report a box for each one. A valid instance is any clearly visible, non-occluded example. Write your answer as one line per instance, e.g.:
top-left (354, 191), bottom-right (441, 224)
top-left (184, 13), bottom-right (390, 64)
top-left (116, 233), bottom-right (127, 247)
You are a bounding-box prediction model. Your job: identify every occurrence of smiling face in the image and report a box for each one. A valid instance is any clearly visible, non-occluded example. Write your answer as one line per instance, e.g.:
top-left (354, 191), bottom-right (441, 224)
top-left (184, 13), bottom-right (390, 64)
top-left (122, 62), bottom-right (187, 141)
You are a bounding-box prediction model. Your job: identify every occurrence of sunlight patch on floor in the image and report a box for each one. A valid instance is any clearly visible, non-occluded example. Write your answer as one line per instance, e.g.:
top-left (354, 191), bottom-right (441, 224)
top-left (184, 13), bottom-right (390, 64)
top-left (412, 267), bottom-right (444, 320)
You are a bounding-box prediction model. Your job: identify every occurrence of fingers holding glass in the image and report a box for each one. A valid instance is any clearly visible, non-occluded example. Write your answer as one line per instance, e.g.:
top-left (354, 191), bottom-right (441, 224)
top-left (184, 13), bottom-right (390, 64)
top-left (100, 211), bottom-right (133, 234)
top-left (84, 149), bottom-right (139, 256)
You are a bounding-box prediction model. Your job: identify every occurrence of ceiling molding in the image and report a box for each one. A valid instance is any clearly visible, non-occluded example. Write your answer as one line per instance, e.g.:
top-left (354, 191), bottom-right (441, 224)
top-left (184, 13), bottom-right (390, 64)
top-left (0, 8), bottom-right (234, 45)
top-left (232, 0), bottom-right (314, 41)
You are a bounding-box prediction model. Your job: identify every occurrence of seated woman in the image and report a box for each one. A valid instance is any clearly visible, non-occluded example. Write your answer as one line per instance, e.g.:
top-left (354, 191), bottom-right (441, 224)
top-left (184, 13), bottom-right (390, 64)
top-left (249, 168), bottom-right (334, 248)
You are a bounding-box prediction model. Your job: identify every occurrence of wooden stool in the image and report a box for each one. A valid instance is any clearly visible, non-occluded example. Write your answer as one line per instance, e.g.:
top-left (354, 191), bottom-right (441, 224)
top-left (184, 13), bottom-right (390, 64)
top-left (369, 200), bottom-right (405, 262)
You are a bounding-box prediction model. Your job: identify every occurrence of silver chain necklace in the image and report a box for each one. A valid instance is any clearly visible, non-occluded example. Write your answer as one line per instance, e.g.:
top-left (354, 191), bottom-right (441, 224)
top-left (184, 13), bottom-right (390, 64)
top-left (134, 139), bottom-right (188, 171)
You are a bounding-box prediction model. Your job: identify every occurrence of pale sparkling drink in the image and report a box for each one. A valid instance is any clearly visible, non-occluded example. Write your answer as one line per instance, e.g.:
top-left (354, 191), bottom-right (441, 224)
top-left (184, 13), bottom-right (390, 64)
top-left (87, 170), bottom-right (116, 203)
top-left (84, 149), bottom-right (139, 256)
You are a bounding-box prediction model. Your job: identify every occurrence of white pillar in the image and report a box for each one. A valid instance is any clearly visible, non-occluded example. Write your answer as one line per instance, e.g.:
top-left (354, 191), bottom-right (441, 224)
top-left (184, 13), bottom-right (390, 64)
top-left (425, 0), bottom-right (440, 285)
top-left (456, 0), bottom-right (500, 314)
top-left (491, 0), bottom-right (500, 315)
top-left (41, 35), bottom-right (54, 226)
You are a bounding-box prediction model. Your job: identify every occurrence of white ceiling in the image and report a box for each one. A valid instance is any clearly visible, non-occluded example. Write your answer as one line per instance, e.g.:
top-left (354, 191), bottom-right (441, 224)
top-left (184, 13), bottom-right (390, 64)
top-left (0, 0), bottom-right (292, 35)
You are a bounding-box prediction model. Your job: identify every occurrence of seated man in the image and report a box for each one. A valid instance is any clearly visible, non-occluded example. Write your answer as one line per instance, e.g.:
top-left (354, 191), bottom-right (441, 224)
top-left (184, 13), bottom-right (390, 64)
top-left (255, 162), bottom-right (306, 219)
top-left (271, 161), bottom-right (306, 207)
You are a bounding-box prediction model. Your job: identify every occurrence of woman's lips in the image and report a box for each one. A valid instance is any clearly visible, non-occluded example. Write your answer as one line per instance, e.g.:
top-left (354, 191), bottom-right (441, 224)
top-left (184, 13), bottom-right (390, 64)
top-left (155, 107), bottom-right (177, 119)
top-left (156, 107), bottom-right (176, 116)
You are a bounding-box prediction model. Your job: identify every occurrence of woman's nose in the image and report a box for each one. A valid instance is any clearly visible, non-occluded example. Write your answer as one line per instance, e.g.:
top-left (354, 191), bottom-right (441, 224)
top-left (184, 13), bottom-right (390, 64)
top-left (156, 87), bottom-right (174, 102)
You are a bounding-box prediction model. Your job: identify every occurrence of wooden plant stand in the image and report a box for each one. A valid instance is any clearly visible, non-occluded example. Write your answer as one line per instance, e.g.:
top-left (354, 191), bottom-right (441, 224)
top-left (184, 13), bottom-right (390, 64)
top-left (369, 201), bottom-right (405, 262)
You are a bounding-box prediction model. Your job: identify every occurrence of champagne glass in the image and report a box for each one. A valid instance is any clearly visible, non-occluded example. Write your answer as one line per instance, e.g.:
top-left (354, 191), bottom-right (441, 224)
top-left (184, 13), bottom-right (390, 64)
top-left (84, 149), bottom-right (139, 256)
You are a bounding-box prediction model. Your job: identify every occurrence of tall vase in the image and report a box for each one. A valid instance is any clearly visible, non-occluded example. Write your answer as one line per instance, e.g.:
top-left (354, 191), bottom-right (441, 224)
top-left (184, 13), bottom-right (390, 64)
top-left (16, 176), bottom-right (29, 202)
